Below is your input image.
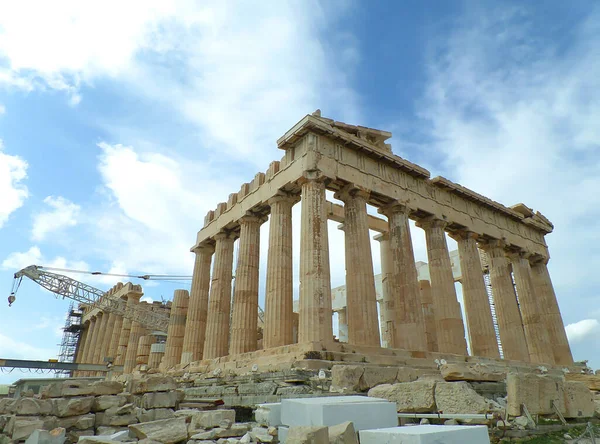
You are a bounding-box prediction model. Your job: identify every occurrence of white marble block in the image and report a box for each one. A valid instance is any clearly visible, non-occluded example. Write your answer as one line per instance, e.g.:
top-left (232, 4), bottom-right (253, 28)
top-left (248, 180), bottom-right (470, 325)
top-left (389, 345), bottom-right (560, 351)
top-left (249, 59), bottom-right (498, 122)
top-left (359, 425), bottom-right (491, 444)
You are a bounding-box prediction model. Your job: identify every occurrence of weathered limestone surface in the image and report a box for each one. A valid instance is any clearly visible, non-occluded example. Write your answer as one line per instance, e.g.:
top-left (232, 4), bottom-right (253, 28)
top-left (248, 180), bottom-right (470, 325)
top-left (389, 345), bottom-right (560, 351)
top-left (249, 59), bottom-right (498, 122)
top-left (107, 314), bottom-right (124, 363)
top-left (509, 252), bottom-right (553, 364)
top-left (230, 215), bottom-right (263, 355)
top-left (328, 421), bottom-right (358, 444)
top-left (84, 316), bottom-right (99, 372)
top-left (135, 334), bottom-right (155, 367)
top-left (128, 417), bottom-right (188, 444)
top-left (434, 382), bottom-right (490, 414)
top-left (114, 297), bottom-right (132, 369)
top-left (368, 381), bottom-right (436, 412)
top-left (331, 365), bottom-right (417, 392)
top-left (451, 230), bottom-right (499, 358)
top-left (565, 373), bottom-right (600, 391)
top-left (286, 426), bottom-right (328, 444)
top-left (123, 293), bottom-right (144, 374)
top-left (380, 203), bottom-right (426, 351)
top-left (564, 381), bottom-right (595, 418)
top-left (418, 280), bottom-right (438, 353)
top-left (440, 363), bottom-right (505, 382)
top-left (162, 289), bottom-right (189, 369)
top-left (180, 246), bottom-right (213, 364)
top-left (91, 312), bottom-right (107, 366)
top-left (480, 241), bottom-right (529, 362)
top-left (203, 232), bottom-right (235, 359)
top-left (530, 259), bottom-right (573, 365)
top-left (418, 218), bottom-right (467, 355)
top-left (264, 194), bottom-right (297, 349)
top-left (374, 233), bottom-right (392, 348)
top-left (299, 175), bottom-right (333, 344)
top-left (506, 373), bottom-right (565, 416)
top-left (128, 375), bottom-right (177, 394)
top-left (99, 312), bottom-right (116, 367)
top-left (336, 186), bottom-right (380, 347)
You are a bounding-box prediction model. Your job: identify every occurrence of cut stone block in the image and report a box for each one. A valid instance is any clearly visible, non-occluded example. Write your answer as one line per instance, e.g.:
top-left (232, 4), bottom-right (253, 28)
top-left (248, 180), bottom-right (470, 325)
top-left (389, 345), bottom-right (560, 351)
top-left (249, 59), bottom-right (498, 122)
top-left (359, 425), bottom-right (490, 444)
top-left (440, 363), bottom-right (505, 382)
top-left (434, 382), bottom-right (490, 414)
top-left (51, 397), bottom-right (94, 418)
top-left (128, 417), bottom-right (188, 444)
top-left (128, 376), bottom-right (177, 394)
top-left (281, 396), bottom-right (397, 431)
top-left (328, 421), bottom-right (358, 444)
top-left (564, 381), bottom-right (595, 418)
top-left (368, 381), bottom-right (436, 413)
top-left (286, 425), bottom-right (328, 444)
top-left (507, 373), bottom-right (565, 416)
top-left (255, 403), bottom-right (282, 427)
top-left (24, 427), bottom-right (66, 444)
top-left (189, 409), bottom-right (236, 430)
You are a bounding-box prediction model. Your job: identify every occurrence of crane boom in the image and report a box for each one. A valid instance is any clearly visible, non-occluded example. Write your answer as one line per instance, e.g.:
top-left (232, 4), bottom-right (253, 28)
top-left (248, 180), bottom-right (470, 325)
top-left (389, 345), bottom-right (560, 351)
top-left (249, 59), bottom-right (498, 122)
top-left (13, 265), bottom-right (170, 332)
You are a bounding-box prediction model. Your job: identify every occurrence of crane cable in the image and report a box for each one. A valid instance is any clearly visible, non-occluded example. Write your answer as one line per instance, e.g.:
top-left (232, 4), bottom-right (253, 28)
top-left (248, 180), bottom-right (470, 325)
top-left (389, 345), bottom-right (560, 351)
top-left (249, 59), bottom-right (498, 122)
top-left (38, 266), bottom-right (193, 281)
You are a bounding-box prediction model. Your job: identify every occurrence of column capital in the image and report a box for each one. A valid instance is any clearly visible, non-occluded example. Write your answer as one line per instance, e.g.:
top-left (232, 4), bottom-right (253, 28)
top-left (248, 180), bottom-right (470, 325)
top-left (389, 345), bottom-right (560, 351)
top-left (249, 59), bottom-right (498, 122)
top-left (333, 183), bottom-right (370, 203)
top-left (447, 229), bottom-right (479, 242)
top-left (298, 170), bottom-right (329, 185)
top-left (506, 249), bottom-right (533, 261)
top-left (477, 238), bottom-right (506, 252)
top-left (193, 243), bottom-right (215, 255)
top-left (528, 253), bottom-right (549, 265)
top-left (373, 232), bottom-right (390, 242)
top-left (378, 200), bottom-right (412, 217)
top-left (415, 215), bottom-right (448, 231)
top-left (239, 214), bottom-right (268, 226)
top-left (268, 192), bottom-right (300, 206)
top-left (213, 231), bottom-right (235, 242)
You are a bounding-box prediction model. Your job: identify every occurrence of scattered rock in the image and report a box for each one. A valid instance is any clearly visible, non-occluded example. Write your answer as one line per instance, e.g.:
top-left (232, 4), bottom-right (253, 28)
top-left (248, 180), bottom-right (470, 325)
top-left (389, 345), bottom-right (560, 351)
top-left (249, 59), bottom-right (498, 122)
top-left (420, 418), bottom-right (430, 425)
top-left (24, 427), bottom-right (66, 444)
top-left (129, 417), bottom-right (188, 444)
top-left (14, 398), bottom-right (53, 416)
top-left (57, 414), bottom-right (95, 430)
top-left (513, 416), bottom-right (533, 429)
top-left (444, 419), bottom-right (458, 426)
top-left (434, 382), bottom-right (490, 414)
top-left (9, 417), bottom-right (45, 441)
top-left (93, 395), bottom-right (128, 412)
top-left (90, 381), bottom-right (123, 396)
top-left (564, 433), bottom-right (573, 440)
top-left (368, 380), bottom-right (436, 412)
top-left (140, 391), bottom-right (181, 409)
top-left (137, 408), bottom-right (174, 423)
top-left (328, 421), bottom-right (358, 444)
top-left (51, 397), bottom-right (95, 418)
top-left (440, 363), bottom-right (505, 382)
top-left (286, 425), bottom-right (328, 444)
top-left (129, 376), bottom-right (177, 394)
top-left (189, 410), bottom-right (236, 431)
top-left (254, 403), bottom-right (281, 427)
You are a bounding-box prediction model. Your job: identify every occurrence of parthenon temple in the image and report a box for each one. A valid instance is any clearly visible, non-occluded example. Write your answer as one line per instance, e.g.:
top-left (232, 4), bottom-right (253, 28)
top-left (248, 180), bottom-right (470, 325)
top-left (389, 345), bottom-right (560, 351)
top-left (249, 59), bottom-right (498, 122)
top-left (74, 111), bottom-right (573, 375)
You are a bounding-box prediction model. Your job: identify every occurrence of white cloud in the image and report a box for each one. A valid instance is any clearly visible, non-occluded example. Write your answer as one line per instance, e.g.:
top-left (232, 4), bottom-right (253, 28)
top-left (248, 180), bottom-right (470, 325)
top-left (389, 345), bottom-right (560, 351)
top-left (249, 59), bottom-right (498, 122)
top-left (566, 319), bottom-right (600, 344)
top-left (0, 104), bottom-right (5, 114)
top-left (0, 332), bottom-right (57, 361)
top-left (32, 196), bottom-right (81, 241)
top-left (0, 141), bottom-right (28, 228)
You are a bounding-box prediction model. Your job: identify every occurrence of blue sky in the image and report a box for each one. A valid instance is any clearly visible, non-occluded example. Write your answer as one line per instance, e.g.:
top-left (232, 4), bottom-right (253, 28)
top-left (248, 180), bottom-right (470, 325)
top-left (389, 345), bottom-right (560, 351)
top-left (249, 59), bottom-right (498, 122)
top-left (0, 1), bottom-right (599, 384)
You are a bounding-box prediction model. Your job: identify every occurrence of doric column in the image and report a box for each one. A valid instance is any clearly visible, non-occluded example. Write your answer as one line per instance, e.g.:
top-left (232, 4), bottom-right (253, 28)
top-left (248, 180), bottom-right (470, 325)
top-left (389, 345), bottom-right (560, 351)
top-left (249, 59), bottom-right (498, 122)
top-left (75, 322), bottom-right (88, 364)
top-left (529, 258), bottom-right (573, 365)
top-left (378, 203), bottom-right (426, 350)
top-left (74, 320), bottom-right (90, 377)
top-left (417, 217), bottom-right (467, 355)
top-left (203, 232), bottom-right (235, 359)
top-left (374, 233), bottom-right (393, 348)
top-left (163, 289), bottom-right (189, 369)
top-left (509, 251), bottom-right (554, 364)
top-left (230, 216), bottom-right (264, 355)
top-left (136, 333), bottom-right (154, 367)
top-left (450, 230), bottom-right (499, 358)
top-left (148, 343), bottom-right (165, 370)
top-left (123, 294), bottom-right (143, 373)
top-left (337, 308), bottom-right (348, 342)
top-left (181, 245), bottom-right (214, 364)
top-left (91, 312), bottom-right (106, 364)
top-left (83, 316), bottom-right (99, 376)
top-left (299, 175), bottom-right (333, 344)
top-left (419, 280), bottom-right (438, 352)
top-left (99, 312), bottom-right (116, 365)
top-left (107, 314), bottom-right (124, 362)
top-left (479, 241), bottom-right (529, 362)
top-left (334, 185), bottom-right (380, 347)
top-left (114, 296), bottom-right (132, 368)
top-left (263, 194), bottom-right (297, 349)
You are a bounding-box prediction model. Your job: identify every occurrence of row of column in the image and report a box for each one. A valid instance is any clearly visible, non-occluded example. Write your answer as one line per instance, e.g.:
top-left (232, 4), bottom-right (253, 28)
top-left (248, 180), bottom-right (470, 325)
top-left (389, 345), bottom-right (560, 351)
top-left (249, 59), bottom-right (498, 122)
top-left (177, 175), bottom-right (571, 367)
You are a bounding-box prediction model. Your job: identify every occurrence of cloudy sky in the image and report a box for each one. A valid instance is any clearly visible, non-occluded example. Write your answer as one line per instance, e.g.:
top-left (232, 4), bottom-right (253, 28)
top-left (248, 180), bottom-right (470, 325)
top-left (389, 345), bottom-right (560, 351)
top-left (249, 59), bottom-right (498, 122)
top-left (0, 1), bottom-right (598, 384)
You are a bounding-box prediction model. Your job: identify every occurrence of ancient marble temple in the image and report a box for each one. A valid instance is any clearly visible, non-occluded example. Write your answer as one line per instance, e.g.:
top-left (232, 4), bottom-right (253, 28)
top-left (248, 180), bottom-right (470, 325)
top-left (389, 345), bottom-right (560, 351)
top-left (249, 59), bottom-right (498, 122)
top-left (75, 111), bottom-right (573, 374)
top-left (183, 111), bottom-right (572, 367)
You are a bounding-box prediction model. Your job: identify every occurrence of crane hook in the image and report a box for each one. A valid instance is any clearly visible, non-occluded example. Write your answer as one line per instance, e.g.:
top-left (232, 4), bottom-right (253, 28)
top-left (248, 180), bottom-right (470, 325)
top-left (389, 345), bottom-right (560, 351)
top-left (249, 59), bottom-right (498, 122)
top-left (8, 293), bottom-right (15, 307)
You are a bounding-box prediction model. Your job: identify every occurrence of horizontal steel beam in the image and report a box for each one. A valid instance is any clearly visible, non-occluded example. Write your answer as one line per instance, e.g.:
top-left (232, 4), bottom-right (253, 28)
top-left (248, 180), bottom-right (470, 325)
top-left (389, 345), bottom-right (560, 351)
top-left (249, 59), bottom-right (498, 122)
top-left (0, 358), bottom-right (123, 373)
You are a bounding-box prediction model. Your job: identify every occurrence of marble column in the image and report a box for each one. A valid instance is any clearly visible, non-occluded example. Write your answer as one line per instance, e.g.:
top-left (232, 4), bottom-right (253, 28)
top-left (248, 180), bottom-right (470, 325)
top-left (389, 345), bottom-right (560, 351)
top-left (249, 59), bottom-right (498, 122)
top-left (181, 245), bottom-right (214, 364)
top-left (529, 258), bottom-right (573, 365)
top-left (337, 308), bottom-right (348, 342)
top-left (299, 175), bottom-right (333, 344)
top-left (380, 203), bottom-right (426, 351)
top-left (83, 316), bottom-right (99, 376)
top-left (419, 280), bottom-right (438, 352)
top-left (451, 230), bottom-right (499, 358)
top-left (264, 194), bottom-right (297, 349)
top-left (374, 233), bottom-right (393, 348)
top-left (74, 321), bottom-right (90, 377)
top-left (509, 251), bottom-right (554, 364)
top-left (107, 314), bottom-right (124, 362)
top-left (230, 216), bottom-right (263, 355)
top-left (479, 241), bottom-right (529, 362)
top-left (335, 186), bottom-right (380, 347)
top-left (99, 312), bottom-right (116, 365)
top-left (417, 217), bottom-right (467, 355)
top-left (203, 232), bottom-right (235, 359)
top-left (136, 333), bottom-right (154, 367)
top-left (114, 297), bottom-right (132, 368)
top-left (163, 289), bottom-right (189, 369)
top-left (123, 294), bottom-right (142, 373)
top-left (148, 343), bottom-right (165, 370)
top-left (91, 312), bottom-right (106, 365)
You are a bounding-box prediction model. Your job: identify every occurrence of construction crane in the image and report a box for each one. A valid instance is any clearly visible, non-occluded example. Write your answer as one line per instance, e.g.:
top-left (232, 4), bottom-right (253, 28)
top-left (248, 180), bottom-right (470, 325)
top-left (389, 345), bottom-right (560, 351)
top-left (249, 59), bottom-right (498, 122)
top-left (9, 265), bottom-right (187, 333)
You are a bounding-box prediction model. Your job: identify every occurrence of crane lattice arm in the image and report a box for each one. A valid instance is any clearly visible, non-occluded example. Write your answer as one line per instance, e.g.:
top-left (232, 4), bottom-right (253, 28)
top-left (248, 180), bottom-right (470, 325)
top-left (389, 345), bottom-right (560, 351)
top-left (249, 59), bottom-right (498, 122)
top-left (13, 265), bottom-right (170, 332)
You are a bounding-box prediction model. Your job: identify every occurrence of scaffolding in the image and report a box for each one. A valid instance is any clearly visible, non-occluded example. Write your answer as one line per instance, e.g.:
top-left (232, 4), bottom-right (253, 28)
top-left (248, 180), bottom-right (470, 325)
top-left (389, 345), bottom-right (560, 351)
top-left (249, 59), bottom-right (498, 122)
top-left (55, 302), bottom-right (83, 378)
